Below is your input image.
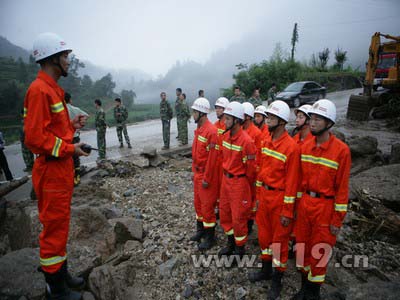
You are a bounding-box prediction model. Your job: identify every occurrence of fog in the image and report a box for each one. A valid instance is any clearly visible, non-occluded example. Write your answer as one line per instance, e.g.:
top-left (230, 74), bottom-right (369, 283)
top-left (1, 0), bottom-right (399, 103)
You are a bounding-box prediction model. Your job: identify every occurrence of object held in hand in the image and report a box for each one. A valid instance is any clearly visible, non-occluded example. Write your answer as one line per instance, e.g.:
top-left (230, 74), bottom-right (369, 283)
top-left (81, 144), bottom-right (98, 154)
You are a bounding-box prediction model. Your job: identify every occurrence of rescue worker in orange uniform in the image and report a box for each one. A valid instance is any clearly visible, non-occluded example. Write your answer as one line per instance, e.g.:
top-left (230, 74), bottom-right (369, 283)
top-left (213, 97), bottom-right (229, 219)
top-left (292, 104), bottom-right (313, 145)
top-left (254, 105), bottom-right (269, 138)
top-left (190, 97), bottom-right (219, 251)
top-left (249, 100), bottom-right (301, 300)
top-left (293, 99), bottom-right (351, 300)
top-left (242, 102), bottom-right (262, 234)
top-left (24, 32), bottom-right (89, 300)
top-left (218, 102), bottom-right (257, 259)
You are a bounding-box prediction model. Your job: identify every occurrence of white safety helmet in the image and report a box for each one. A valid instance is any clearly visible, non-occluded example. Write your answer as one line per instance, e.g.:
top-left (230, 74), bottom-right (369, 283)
top-left (215, 97), bottom-right (229, 109)
top-left (254, 105), bottom-right (267, 117)
top-left (33, 32), bottom-right (72, 62)
top-left (242, 102), bottom-right (255, 118)
top-left (294, 104), bottom-right (312, 118)
top-left (309, 99), bottom-right (336, 123)
top-left (266, 100), bottom-right (290, 122)
top-left (191, 97), bottom-right (210, 114)
top-left (224, 101), bottom-right (244, 120)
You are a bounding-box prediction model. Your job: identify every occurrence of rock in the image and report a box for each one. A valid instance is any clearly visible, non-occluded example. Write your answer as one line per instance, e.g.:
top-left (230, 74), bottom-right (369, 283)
top-left (149, 155), bottom-right (168, 167)
top-left (82, 291), bottom-right (96, 300)
top-left (124, 240), bottom-right (142, 253)
top-left (101, 206), bottom-right (123, 219)
top-left (159, 257), bottom-right (178, 278)
top-left (348, 136), bottom-right (378, 157)
top-left (346, 279), bottom-right (400, 299)
top-left (108, 217), bottom-right (143, 243)
top-left (130, 156), bottom-right (150, 168)
top-left (0, 197), bottom-right (6, 225)
top-left (127, 207), bottom-right (143, 219)
top-left (88, 261), bottom-right (136, 300)
top-left (182, 285), bottom-right (193, 298)
top-left (235, 287), bottom-right (247, 300)
top-left (4, 206), bottom-right (33, 250)
top-left (90, 169), bottom-right (110, 179)
top-left (332, 129), bottom-right (346, 143)
top-left (0, 248), bottom-right (45, 299)
top-left (351, 164), bottom-right (400, 212)
top-left (70, 206), bottom-right (110, 240)
top-left (123, 188), bottom-right (135, 197)
top-left (141, 146), bottom-right (157, 158)
top-left (390, 143), bottom-right (400, 164)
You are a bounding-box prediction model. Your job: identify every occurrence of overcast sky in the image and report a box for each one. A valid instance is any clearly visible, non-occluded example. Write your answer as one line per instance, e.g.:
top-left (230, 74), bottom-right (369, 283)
top-left (1, 0), bottom-right (399, 77)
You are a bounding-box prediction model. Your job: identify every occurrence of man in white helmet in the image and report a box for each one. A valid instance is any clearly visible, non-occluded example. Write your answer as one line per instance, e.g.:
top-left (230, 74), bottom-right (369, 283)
top-left (190, 97), bottom-right (219, 251)
top-left (218, 101), bottom-right (257, 260)
top-left (292, 104), bottom-right (313, 145)
top-left (250, 100), bottom-right (300, 300)
top-left (23, 32), bottom-right (88, 300)
top-left (254, 105), bottom-right (269, 137)
top-left (293, 99), bottom-right (351, 300)
top-left (242, 102), bottom-right (262, 234)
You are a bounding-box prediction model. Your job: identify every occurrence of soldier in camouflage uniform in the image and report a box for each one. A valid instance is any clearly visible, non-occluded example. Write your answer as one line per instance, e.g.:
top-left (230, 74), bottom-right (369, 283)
top-left (267, 83), bottom-right (277, 104)
top-left (248, 88), bottom-right (263, 108)
top-left (229, 86), bottom-right (246, 103)
top-left (20, 109), bottom-right (34, 172)
top-left (175, 88), bottom-right (183, 140)
top-left (159, 92), bottom-right (173, 150)
top-left (95, 99), bottom-right (107, 159)
top-left (176, 93), bottom-right (191, 145)
top-left (114, 98), bottom-right (132, 148)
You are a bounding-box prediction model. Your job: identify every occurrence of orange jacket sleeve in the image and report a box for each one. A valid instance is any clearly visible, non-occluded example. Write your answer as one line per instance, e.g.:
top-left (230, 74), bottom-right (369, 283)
top-left (331, 147), bottom-right (351, 228)
top-left (24, 88), bottom-right (75, 158)
top-left (281, 145), bottom-right (301, 219)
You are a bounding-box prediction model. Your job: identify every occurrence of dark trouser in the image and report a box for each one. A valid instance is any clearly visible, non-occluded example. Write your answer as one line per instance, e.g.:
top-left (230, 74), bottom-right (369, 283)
top-left (97, 129), bottom-right (106, 159)
top-left (116, 124), bottom-right (130, 144)
top-left (162, 119), bottom-right (171, 147)
top-left (72, 136), bottom-right (80, 182)
top-left (0, 148), bottom-right (13, 181)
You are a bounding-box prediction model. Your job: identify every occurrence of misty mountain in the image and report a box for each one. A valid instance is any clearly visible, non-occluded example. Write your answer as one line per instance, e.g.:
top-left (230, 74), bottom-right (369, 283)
top-left (0, 36), bottom-right (30, 62)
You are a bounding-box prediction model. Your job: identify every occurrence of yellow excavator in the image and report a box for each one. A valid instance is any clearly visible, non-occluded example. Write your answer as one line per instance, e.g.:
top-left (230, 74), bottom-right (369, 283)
top-left (347, 32), bottom-right (400, 121)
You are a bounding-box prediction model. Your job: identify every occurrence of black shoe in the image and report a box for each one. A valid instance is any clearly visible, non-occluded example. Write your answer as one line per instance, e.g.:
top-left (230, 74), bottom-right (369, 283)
top-left (247, 219), bottom-right (254, 235)
top-left (63, 261), bottom-right (85, 290)
top-left (268, 269), bottom-right (284, 300)
top-left (119, 143), bottom-right (123, 148)
top-left (190, 221), bottom-right (205, 242)
top-left (218, 235), bottom-right (235, 257)
top-left (127, 144), bottom-right (132, 149)
top-left (41, 267), bottom-right (82, 300)
top-left (249, 260), bottom-right (272, 282)
top-left (198, 226), bottom-right (215, 251)
top-left (291, 272), bottom-right (307, 300)
top-left (304, 281), bottom-right (321, 300)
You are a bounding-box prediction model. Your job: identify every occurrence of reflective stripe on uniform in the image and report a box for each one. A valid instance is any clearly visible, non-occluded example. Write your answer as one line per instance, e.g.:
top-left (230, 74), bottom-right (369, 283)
top-left (297, 192), bottom-right (303, 198)
top-left (301, 154), bottom-right (339, 170)
top-left (50, 102), bottom-right (64, 113)
top-left (273, 258), bottom-right (287, 268)
top-left (235, 235), bottom-right (247, 242)
top-left (284, 196), bottom-right (295, 204)
top-left (197, 135), bottom-right (207, 143)
top-left (222, 141), bottom-right (243, 152)
top-left (296, 265), bottom-right (311, 272)
top-left (196, 214), bottom-right (203, 221)
top-left (255, 180), bottom-right (263, 187)
top-left (40, 255), bottom-right (67, 266)
top-left (261, 147), bottom-right (287, 163)
top-left (217, 128), bottom-right (224, 135)
top-left (203, 221), bottom-right (216, 227)
top-left (23, 107), bottom-right (27, 118)
top-left (215, 145), bottom-right (220, 150)
top-left (308, 272), bottom-right (325, 283)
top-left (51, 137), bottom-right (62, 157)
top-left (335, 203), bottom-right (348, 212)
top-left (261, 248), bottom-right (273, 256)
top-left (225, 229), bottom-right (234, 235)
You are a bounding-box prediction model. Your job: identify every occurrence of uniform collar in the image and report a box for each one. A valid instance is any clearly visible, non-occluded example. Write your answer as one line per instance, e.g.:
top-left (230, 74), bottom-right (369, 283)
top-left (196, 119), bottom-right (211, 133)
top-left (312, 132), bottom-right (334, 150)
top-left (229, 127), bottom-right (243, 141)
top-left (37, 70), bottom-right (64, 99)
top-left (270, 130), bottom-right (289, 147)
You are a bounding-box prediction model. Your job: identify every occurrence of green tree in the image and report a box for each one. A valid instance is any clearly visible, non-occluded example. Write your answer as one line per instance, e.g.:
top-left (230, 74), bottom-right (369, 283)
top-left (318, 48), bottom-right (330, 71)
top-left (334, 47), bottom-right (348, 71)
top-left (290, 23), bottom-right (299, 61)
top-left (120, 89), bottom-right (136, 110)
top-left (92, 73), bottom-right (116, 98)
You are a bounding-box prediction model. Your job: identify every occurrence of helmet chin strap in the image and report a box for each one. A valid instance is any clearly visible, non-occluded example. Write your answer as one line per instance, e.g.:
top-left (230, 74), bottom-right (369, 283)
top-left (194, 112), bottom-right (206, 124)
top-left (292, 119), bottom-right (309, 135)
top-left (52, 55), bottom-right (68, 77)
top-left (224, 117), bottom-right (241, 134)
top-left (268, 122), bottom-right (283, 133)
top-left (311, 123), bottom-right (333, 136)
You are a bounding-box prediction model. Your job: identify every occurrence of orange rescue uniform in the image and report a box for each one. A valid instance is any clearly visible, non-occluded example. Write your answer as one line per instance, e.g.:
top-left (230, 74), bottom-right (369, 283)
top-left (24, 70), bottom-right (76, 273)
top-left (214, 118), bottom-right (226, 203)
top-left (220, 128), bottom-right (256, 246)
top-left (296, 133), bottom-right (351, 284)
top-left (192, 119), bottom-right (219, 228)
top-left (256, 131), bottom-right (300, 272)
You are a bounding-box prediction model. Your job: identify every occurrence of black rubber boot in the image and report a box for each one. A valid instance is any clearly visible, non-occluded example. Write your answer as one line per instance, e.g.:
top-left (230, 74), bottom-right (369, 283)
top-left (198, 226), bottom-right (216, 251)
top-left (127, 143), bottom-right (132, 149)
top-left (304, 281), bottom-right (321, 300)
top-left (42, 267), bottom-right (82, 300)
top-left (247, 219), bottom-right (254, 235)
top-left (63, 261), bottom-right (85, 290)
top-left (190, 221), bottom-right (205, 242)
top-left (119, 143), bottom-right (123, 148)
top-left (291, 272), bottom-right (307, 300)
top-left (248, 260), bottom-right (272, 282)
top-left (218, 235), bottom-right (235, 257)
top-left (268, 269), bottom-right (284, 300)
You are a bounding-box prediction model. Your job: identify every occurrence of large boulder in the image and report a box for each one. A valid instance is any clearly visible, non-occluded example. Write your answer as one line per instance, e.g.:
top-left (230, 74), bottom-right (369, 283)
top-left (69, 205), bottom-right (111, 240)
top-left (88, 260), bottom-right (136, 300)
top-left (108, 217), bottom-right (143, 243)
top-left (351, 164), bottom-right (400, 212)
top-left (347, 135), bottom-right (378, 157)
top-left (0, 248), bottom-right (45, 300)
